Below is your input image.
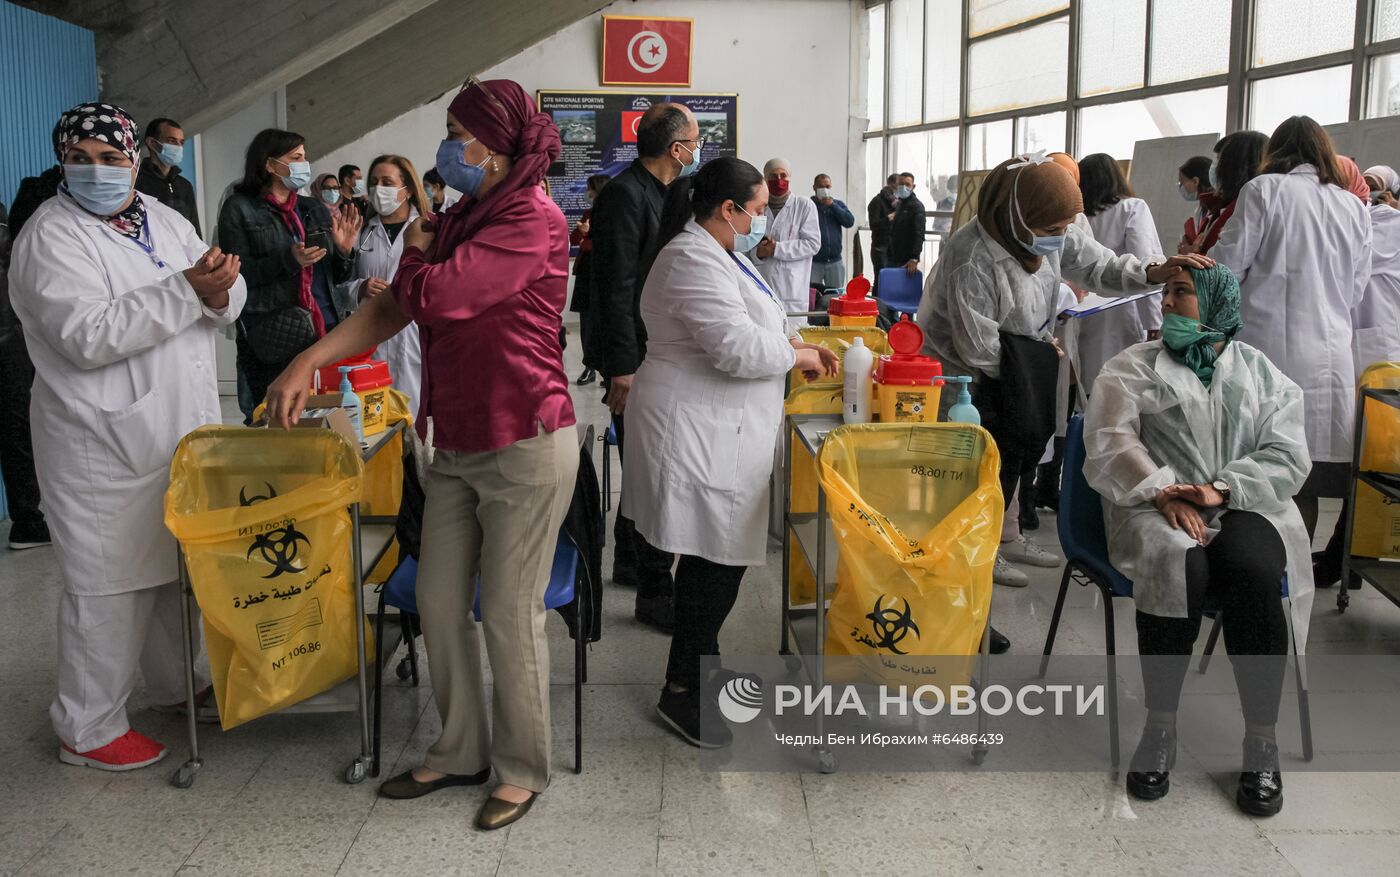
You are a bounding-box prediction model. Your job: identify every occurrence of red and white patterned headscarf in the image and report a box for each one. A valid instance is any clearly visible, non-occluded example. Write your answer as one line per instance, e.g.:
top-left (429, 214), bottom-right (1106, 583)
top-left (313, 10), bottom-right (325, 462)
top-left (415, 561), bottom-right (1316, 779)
top-left (55, 102), bottom-right (146, 237)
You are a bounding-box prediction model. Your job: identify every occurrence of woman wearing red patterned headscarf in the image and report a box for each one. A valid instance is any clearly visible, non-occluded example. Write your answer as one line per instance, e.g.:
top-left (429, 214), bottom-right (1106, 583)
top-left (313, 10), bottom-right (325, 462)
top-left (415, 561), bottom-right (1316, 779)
top-left (266, 79), bottom-right (576, 830)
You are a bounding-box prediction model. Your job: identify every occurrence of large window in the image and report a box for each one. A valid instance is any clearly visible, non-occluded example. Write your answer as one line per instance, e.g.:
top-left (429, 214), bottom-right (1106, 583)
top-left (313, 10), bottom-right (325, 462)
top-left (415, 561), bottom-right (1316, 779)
top-left (862, 1), bottom-right (1397, 248)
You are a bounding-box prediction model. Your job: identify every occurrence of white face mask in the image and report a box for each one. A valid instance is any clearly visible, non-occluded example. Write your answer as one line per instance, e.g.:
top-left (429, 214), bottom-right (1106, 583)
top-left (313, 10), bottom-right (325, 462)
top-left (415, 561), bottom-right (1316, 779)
top-left (370, 184), bottom-right (405, 216)
top-left (815, 187), bottom-right (832, 200)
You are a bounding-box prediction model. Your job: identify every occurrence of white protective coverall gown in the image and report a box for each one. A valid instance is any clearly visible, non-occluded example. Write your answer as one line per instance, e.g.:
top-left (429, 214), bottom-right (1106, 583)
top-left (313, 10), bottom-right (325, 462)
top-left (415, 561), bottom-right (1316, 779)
top-left (916, 220), bottom-right (1157, 378)
top-left (1211, 165), bottom-right (1371, 463)
top-left (9, 194), bottom-right (246, 751)
top-left (748, 196), bottom-right (820, 325)
top-left (346, 208), bottom-right (422, 413)
top-left (1075, 198), bottom-right (1165, 397)
top-left (1355, 202), bottom-right (1400, 373)
top-left (1083, 341), bottom-right (1314, 646)
top-left (622, 220), bottom-right (796, 566)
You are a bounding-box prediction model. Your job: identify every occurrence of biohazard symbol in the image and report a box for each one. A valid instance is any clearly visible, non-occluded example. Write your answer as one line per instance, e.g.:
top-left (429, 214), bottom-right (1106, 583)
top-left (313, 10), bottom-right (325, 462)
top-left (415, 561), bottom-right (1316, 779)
top-left (866, 595), bottom-right (921, 655)
top-left (240, 483), bottom-right (310, 579)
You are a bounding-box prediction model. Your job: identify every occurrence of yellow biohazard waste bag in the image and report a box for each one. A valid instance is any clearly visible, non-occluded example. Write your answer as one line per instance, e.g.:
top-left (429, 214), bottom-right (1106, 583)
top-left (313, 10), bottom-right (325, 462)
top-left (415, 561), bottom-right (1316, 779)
top-left (790, 326), bottom-right (889, 388)
top-left (362, 389), bottom-right (412, 582)
top-left (165, 426), bottom-right (370, 729)
top-left (818, 423), bottom-right (1002, 687)
top-left (784, 384), bottom-right (843, 605)
top-left (1352, 362), bottom-right (1400, 559)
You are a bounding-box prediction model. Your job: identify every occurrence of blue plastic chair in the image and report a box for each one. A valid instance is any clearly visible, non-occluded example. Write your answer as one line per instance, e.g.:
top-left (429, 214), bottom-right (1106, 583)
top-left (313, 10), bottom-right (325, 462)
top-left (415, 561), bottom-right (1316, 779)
top-left (876, 267), bottom-right (924, 317)
top-left (372, 530), bottom-right (587, 776)
top-left (1040, 415), bottom-right (1313, 765)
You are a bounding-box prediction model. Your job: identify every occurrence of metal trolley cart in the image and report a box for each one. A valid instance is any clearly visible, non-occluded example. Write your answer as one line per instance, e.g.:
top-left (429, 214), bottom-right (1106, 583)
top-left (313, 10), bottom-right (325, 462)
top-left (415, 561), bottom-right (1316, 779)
top-left (169, 420), bottom-right (408, 789)
top-left (1338, 386), bottom-right (1400, 613)
top-left (780, 414), bottom-right (994, 771)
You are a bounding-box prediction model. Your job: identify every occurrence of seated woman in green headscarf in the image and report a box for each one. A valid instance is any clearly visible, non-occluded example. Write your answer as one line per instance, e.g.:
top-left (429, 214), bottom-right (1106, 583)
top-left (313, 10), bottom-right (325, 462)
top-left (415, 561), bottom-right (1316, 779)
top-left (1083, 263), bottom-right (1313, 818)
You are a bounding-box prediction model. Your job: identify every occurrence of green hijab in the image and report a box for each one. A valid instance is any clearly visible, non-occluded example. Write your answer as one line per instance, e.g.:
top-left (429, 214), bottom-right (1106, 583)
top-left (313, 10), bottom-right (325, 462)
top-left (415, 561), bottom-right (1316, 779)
top-left (1161, 263), bottom-right (1242, 385)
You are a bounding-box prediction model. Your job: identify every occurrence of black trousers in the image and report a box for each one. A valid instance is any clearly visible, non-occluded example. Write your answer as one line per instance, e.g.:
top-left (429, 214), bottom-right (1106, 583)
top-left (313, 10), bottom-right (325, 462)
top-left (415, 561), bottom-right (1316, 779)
top-left (0, 330), bottom-right (43, 527)
top-left (1136, 511), bottom-right (1289, 725)
top-left (666, 554), bottom-right (747, 690)
top-left (610, 408), bottom-right (675, 598)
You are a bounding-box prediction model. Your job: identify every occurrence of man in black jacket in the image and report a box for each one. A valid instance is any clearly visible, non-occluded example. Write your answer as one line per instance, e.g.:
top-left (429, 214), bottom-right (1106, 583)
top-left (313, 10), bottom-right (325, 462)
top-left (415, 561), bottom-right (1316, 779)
top-left (888, 171), bottom-right (927, 275)
top-left (588, 102), bottom-right (700, 632)
top-left (866, 173), bottom-right (898, 280)
top-left (135, 117), bottom-right (201, 236)
top-left (0, 199), bottom-right (49, 549)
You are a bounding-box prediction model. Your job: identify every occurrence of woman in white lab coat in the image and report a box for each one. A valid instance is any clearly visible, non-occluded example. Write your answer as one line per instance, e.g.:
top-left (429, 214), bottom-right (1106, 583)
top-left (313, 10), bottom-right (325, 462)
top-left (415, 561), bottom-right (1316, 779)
top-left (346, 154), bottom-right (430, 413)
top-left (1355, 186), bottom-right (1400, 372)
top-left (1085, 263), bottom-right (1312, 817)
top-left (747, 157), bottom-right (821, 324)
top-left (1075, 153), bottom-right (1165, 398)
top-left (621, 157), bottom-right (836, 748)
top-left (1212, 116), bottom-right (1371, 536)
top-left (8, 104), bottom-right (246, 771)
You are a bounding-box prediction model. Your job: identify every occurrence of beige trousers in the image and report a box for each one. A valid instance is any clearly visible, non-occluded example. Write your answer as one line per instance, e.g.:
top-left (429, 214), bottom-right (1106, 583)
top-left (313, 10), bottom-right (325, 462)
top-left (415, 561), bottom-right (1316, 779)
top-left (417, 427), bottom-right (578, 791)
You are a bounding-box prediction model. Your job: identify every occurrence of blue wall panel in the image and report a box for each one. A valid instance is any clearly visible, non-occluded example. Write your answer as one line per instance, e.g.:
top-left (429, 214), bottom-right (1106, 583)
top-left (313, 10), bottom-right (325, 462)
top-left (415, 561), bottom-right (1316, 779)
top-left (0, 1), bottom-right (97, 212)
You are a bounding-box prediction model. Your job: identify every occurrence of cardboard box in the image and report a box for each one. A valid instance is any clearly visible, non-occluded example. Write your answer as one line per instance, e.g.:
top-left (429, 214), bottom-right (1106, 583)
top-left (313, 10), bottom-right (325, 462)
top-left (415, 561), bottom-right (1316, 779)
top-left (256, 395), bottom-right (362, 449)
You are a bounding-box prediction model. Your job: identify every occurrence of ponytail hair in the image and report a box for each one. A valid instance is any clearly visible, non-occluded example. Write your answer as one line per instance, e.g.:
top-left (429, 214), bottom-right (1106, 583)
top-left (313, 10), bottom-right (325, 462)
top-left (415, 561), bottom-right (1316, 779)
top-left (654, 156), bottom-right (765, 256)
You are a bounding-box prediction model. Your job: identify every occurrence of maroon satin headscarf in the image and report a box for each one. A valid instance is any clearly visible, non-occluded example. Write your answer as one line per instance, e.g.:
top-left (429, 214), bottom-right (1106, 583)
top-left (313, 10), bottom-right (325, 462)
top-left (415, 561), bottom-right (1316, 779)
top-left (434, 79), bottom-right (561, 249)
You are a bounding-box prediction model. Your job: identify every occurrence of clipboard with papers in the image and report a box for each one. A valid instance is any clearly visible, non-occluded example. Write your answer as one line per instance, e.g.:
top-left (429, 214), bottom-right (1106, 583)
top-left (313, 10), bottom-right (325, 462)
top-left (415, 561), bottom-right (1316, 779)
top-left (1060, 290), bottom-right (1162, 318)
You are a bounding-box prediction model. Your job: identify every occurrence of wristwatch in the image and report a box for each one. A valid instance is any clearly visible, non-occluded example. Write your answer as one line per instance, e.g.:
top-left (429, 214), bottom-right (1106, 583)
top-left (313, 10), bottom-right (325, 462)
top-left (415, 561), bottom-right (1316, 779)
top-left (1212, 479), bottom-right (1232, 507)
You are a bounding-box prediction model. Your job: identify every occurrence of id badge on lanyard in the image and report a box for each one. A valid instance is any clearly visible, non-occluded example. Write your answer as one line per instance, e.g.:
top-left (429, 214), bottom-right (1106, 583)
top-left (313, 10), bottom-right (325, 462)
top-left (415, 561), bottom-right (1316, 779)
top-left (730, 253), bottom-right (778, 305)
top-left (124, 221), bottom-right (167, 270)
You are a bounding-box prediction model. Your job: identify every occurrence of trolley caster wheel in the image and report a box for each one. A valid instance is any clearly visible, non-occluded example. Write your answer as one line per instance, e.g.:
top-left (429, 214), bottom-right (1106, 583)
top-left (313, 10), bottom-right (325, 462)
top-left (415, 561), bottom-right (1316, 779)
top-left (816, 750), bottom-right (837, 774)
top-left (170, 761), bottom-right (200, 789)
top-left (395, 659), bottom-right (412, 681)
top-left (1337, 593), bottom-right (1350, 613)
top-left (344, 759), bottom-right (369, 785)
top-left (972, 749), bottom-right (988, 766)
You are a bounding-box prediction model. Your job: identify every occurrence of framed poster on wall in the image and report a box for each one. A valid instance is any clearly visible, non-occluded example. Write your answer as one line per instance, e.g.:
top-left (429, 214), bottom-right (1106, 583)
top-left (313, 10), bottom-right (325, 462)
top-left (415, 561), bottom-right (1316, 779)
top-left (537, 90), bottom-right (739, 239)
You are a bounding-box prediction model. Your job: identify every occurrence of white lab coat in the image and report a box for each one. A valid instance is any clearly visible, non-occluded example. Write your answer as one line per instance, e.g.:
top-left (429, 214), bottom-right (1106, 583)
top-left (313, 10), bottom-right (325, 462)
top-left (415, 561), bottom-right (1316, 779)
top-left (621, 220), bottom-right (796, 566)
top-left (916, 219), bottom-right (1156, 378)
top-left (8, 195), bottom-right (246, 596)
top-left (1075, 198), bottom-right (1165, 397)
top-left (347, 209), bottom-right (422, 413)
top-left (748, 196), bottom-right (821, 322)
top-left (1355, 202), bottom-right (1400, 374)
top-left (1084, 340), bottom-right (1314, 647)
top-left (1212, 165), bottom-right (1372, 463)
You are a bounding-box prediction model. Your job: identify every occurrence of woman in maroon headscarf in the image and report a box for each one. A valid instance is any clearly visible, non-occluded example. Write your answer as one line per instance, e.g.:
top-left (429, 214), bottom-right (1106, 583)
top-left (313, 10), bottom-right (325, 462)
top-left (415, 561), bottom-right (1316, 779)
top-left (266, 78), bottom-right (577, 830)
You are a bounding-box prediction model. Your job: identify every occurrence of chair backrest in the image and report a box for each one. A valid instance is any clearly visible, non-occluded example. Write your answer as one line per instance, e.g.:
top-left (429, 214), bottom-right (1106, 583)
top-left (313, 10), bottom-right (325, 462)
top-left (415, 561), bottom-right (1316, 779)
top-left (1059, 415), bottom-right (1133, 597)
top-left (877, 267), bottom-right (923, 315)
top-left (384, 528), bottom-right (580, 619)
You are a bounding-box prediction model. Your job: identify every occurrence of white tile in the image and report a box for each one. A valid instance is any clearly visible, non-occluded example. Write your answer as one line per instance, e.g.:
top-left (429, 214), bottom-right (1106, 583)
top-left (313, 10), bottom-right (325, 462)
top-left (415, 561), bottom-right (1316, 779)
top-left (178, 814), bottom-right (361, 877)
top-left (498, 811), bottom-right (658, 874)
top-left (1115, 832), bottom-right (1298, 876)
top-left (18, 810), bottom-right (213, 877)
top-left (338, 814), bottom-right (507, 876)
top-left (967, 833), bottom-right (1135, 876)
top-left (1267, 832), bottom-right (1400, 877)
top-left (0, 820), bottom-right (64, 876)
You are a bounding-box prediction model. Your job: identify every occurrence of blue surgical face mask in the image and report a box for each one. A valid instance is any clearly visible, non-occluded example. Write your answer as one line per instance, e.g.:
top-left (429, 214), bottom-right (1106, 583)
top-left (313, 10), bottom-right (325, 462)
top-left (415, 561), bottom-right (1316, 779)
top-left (274, 158), bottom-right (312, 191)
top-left (436, 138), bottom-right (490, 198)
top-left (155, 141), bottom-right (184, 167)
top-left (896, 185), bottom-right (912, 199)
top-left (63, 163), bottom-right (135, 216)
top-left (1179, 182), bottom-right (1198, 202)
top-left (676, 141), bottom-right (701, 178)
top-left (321, 188), bottom-right (341, 205)
top-left (1020, 234), bottom-right (1066, 256)
top-left (353, 178), bottom-right (367, 197)
top-left (1208, 161), bottom-right (1219, 190)
top-left (728, 206), bottom-right (768, 252)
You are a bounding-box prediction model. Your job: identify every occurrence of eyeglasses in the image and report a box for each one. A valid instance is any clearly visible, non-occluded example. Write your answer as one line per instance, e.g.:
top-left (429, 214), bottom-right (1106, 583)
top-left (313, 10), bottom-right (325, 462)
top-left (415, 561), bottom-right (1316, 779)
top-left (462, 75), bottom-right (508, 114)
top-left (671, 137), bottom-right (707, 148)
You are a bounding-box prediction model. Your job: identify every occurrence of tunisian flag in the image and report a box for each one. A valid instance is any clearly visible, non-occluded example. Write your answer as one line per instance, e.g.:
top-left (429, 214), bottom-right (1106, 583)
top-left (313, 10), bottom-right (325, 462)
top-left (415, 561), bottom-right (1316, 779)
top-left (602, 16), bottom-right (693, 88)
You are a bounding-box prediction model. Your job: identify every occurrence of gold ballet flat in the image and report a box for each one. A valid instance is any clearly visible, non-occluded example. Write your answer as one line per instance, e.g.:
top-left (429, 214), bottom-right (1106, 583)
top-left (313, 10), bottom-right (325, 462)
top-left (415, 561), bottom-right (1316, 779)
top-left (476, 791), bottom-right (538, 830)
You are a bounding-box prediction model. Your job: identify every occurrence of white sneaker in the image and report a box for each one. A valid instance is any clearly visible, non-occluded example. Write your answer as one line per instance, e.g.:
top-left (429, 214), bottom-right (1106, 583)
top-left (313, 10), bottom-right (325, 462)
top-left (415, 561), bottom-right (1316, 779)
top-left (993, 554), bottom-right (1030, 587)
top-left (1003, 534), bottom-right (1063, 568)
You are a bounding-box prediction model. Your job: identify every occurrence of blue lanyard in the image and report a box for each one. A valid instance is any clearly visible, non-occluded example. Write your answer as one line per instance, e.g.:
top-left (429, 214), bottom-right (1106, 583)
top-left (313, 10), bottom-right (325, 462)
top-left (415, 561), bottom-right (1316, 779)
top-left (729, 253), bottom-right (776, 302)
top-left (124, 219), bottom-right (167, 270)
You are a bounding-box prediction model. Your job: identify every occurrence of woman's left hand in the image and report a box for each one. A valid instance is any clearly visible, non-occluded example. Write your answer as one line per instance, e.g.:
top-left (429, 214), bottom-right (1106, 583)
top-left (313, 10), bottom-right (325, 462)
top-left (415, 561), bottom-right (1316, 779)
top-left (404, 216), bottom-right (436, 253)
top-left (1146, 254), bottom-right (1214, 284)
top-left (792, 340), bottom-right (840, 376)
top-left (1160, 482), bottom-right (1226, 509)
top-left (331, 208), bottom-right (362, 255)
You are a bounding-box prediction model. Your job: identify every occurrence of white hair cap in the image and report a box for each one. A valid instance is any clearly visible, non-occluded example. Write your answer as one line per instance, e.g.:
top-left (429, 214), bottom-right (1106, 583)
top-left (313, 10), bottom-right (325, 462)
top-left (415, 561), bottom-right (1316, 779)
top-left (763, 157), bottom-right (792, 176)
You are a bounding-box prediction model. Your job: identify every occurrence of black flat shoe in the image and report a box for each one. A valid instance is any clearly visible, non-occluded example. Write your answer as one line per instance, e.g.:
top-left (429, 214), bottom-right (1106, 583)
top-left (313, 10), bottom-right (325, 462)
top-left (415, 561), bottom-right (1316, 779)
top-left (989, 626), bottom-right (1011, 655)
top-left (378, 766), bottom-right (490, 799)
top-left (1126, 725), bottom-right (1176, 801)
top-left (1237, 736), bottom-right (1284, 817)
top-left (576, 368), bottom-right (596, 386)
top-left (477, 790), bottom-right (539, 830)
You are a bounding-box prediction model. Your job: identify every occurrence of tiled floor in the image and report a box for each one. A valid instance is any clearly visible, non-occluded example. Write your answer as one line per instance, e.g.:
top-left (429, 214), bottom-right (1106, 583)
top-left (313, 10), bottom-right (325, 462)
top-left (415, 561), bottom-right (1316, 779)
top-left (2, 336), bottom-right (1399, 875)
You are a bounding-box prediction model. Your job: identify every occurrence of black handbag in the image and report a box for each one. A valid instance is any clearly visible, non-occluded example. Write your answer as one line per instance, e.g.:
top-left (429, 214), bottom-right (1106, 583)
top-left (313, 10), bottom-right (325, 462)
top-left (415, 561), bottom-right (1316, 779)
top-left (241, 306), bottom-right (318, 365)
top-left (982, 331), bottom-right (1060, 459)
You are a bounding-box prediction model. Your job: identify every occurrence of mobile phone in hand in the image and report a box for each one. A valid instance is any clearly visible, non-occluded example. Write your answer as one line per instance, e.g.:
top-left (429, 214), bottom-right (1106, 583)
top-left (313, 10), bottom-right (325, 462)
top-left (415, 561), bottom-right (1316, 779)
top-left (304, 229), bottom-right (331, 253)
